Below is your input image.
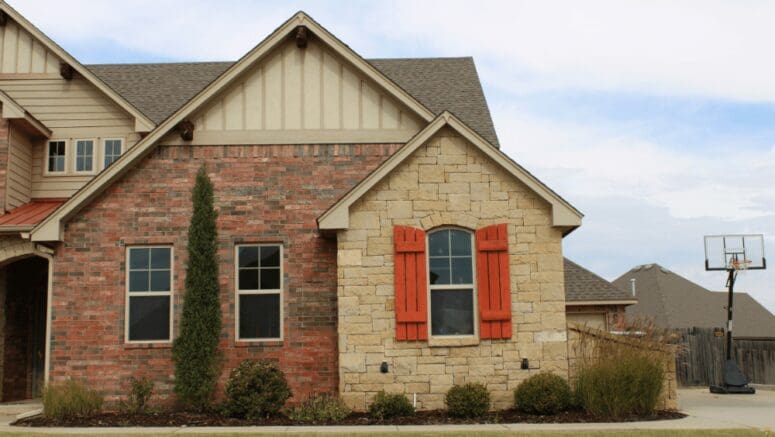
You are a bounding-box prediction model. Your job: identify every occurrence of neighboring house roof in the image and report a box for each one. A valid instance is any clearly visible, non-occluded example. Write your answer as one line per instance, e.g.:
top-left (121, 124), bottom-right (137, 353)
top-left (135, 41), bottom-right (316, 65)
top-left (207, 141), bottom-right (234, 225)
top-left (0, 199), bottom-right (66, 231)
top-left (613, 263), bottom-right (775, 339)
top-left (0, 1), bottom-right (155, 132)
top-left (564, 258), bottom-right (637, 304)
top-left (317, 112), bottom-right (582, 233)
top-left (86, 57), bottom-right (499, 146)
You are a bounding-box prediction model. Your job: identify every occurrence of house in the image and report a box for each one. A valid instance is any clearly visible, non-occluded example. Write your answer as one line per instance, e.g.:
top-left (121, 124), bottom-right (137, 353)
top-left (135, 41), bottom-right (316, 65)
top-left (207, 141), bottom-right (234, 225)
top-left (612, 263), bottom-right (775, 339)
top-left (564, 258), bottom-right (636, 331)
top-left (0, 3), bottom-right (620, 410)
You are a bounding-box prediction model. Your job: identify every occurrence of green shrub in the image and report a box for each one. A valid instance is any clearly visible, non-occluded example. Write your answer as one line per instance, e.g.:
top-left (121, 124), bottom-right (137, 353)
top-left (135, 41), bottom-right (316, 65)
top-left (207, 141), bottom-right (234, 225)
top-left (368, 391), bottom-right (414, 420)
top-left (172, 165), bottom-right (222, 411)
top-left (576, 353), bottom-right (664, 417)
top-left (120, 377), bottom-right (154, 414)
top-left (286, 393), bottom-right (351, 422)
top-left (42, 380), bottom-right (103, 420)
top-left (514, 372), bottom-right (572, 415)
top-left (573, 327), bottom-right (666, 418)
top-left (223, 360), bottom-right (292, 419)
top-left (445, 383), bottom-right (490, 418)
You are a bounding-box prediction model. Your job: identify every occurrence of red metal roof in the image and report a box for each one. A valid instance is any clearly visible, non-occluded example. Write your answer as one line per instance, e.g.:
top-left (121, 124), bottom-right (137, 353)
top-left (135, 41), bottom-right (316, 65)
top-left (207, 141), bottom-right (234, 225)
top-left (0, 199), bottom-right (66, 228)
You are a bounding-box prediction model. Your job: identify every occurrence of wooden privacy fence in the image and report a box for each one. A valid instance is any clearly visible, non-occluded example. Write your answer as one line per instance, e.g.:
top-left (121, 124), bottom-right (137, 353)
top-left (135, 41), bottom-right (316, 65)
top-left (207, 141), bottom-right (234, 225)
top-left (674, 327), bottom-right (775, 386)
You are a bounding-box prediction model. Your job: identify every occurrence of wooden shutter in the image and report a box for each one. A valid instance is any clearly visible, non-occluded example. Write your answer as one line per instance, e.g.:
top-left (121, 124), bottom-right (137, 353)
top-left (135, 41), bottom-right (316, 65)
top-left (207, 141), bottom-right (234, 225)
top-left (394, 226), bottom-right (428, 341)
top-left (476, 223), bottom-right (512, 339)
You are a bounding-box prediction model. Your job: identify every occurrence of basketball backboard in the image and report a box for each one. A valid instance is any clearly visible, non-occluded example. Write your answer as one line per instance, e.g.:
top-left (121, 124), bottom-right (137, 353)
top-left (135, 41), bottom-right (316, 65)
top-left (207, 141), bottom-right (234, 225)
top-left (704, 234), bottom-right (766, 271)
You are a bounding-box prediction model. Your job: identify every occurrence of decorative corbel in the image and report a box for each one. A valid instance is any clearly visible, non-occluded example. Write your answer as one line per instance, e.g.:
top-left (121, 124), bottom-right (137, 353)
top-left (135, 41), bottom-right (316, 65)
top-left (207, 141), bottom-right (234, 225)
top-left (295, 25), bottom-right (308, 49)
top-left (177, 120), bottom-right (195, 141)
top-left (59, 62), bottom-right (74, 80)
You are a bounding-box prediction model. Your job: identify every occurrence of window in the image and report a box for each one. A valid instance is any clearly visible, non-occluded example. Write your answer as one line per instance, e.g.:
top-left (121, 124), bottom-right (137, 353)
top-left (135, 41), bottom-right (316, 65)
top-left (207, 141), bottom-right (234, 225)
top-left (103, 138), bottom-right (123, 168)
top-left (126, 247), bottom-right (172, 342)
top-left (236, 244), bottom-right (282, 341)
top-left (428, 229), bottom-right (475, 336)
top-left (47, 140), bottom-right (66, 173)
top-left (74, 139), bottom-right (94, 172)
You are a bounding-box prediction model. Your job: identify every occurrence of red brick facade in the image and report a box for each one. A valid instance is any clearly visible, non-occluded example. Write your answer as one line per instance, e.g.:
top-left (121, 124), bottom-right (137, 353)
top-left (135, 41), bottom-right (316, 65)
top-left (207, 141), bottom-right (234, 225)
top-left (50, 143), bottom-right (400, 404)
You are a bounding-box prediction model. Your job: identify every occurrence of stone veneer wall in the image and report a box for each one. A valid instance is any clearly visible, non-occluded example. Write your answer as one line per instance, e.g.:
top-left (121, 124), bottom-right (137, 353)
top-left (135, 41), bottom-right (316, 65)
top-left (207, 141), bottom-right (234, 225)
top-left (566, 304), bottom-right (628, 331)
top-left (337, 128), bottom-right (568, 411)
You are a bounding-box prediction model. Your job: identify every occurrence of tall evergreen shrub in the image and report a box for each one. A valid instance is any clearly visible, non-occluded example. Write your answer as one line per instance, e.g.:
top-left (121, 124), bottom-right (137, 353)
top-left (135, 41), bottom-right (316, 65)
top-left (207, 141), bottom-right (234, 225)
top-left (172, 165), bottom-right (221, 411)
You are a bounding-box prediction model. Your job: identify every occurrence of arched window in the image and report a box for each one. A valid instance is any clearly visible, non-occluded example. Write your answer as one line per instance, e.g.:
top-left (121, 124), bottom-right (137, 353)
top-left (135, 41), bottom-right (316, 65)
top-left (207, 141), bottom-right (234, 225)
top-left (427, 228), bottom-right (475, 336)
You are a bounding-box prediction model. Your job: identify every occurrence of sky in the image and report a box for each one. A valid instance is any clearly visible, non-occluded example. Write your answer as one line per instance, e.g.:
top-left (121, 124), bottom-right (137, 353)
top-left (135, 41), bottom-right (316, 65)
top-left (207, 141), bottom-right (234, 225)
top-left (13, 0), bottom-right (774, 312)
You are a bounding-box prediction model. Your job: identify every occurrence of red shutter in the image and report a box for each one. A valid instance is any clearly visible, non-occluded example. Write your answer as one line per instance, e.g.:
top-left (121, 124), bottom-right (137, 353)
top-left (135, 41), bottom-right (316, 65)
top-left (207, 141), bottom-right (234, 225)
top-left (476, 223), bottom-right (512, 339)
top-left (394, 226), bottom-right (428, 341)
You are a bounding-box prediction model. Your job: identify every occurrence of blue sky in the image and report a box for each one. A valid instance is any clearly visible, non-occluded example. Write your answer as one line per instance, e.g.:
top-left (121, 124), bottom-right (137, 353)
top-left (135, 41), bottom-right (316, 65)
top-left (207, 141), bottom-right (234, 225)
top-left (14, 0), bottom-right (775, 312)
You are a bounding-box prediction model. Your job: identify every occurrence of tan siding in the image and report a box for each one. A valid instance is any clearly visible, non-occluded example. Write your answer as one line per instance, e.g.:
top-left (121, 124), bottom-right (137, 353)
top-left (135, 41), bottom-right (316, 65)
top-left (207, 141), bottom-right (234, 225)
top-left (0, 20), bottom-right (59, 74)
top-left (0, 72), bottom-right (139, 198)
top-left (6, 125), bottom-right (33, 208)
top-left (188, 39), bottom-right (423, 143)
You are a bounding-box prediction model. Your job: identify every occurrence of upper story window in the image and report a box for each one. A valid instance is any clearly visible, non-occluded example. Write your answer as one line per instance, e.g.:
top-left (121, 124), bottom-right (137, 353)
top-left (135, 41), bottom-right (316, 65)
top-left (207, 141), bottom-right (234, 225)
top-left (47, 140), bottom-right (66, 173)
top-left (126, 246), bottom-right (173, 342)
top-left (236, 244), bottom-right (282, 341)
top-left (428, 229), bottom-right (475, 337)
top-left (103, 138), bottom-right (123, 168)
top-left (74, 139), bottom-right (95, 173)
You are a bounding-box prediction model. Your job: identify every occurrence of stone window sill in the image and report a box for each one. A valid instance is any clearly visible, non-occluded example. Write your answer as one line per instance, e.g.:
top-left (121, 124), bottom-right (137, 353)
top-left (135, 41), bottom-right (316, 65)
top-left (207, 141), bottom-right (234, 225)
top-left (123, 342), bottom-right (172, 350)
top-left (234, 340), bottom-right (284, 348)
top-left (428, 336), bottom-right (479, 347)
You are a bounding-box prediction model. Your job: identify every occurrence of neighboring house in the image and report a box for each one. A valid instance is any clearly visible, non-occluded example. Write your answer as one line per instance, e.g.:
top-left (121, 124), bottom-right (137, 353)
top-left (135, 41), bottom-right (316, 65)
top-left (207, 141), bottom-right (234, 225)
top-left (564, 258), bottom-right (637, 331)
top-left (0, 4), bottom-right (604, 410)
top-left (613, 263), bottom-right (775, 340)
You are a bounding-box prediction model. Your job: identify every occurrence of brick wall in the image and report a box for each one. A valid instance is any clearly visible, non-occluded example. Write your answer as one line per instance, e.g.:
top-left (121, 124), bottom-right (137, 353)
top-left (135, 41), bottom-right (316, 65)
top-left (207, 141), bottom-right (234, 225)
top-left (0, 117), bottom-right (8, 213)
top-left (51, 143), bottom-right (400, 404)
top-left (337, 128), bottom-right (568, 411)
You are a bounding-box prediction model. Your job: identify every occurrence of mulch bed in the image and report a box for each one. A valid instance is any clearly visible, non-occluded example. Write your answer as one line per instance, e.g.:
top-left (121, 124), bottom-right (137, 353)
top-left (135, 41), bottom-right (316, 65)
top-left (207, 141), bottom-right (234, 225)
top-left (13, 409), bottom-right (686, 427)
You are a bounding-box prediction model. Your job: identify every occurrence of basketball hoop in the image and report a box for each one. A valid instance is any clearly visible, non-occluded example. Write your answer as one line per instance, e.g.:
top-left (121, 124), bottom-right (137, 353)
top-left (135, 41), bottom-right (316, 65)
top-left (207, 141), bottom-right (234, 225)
top-left (728, 258), bottom-right (752, 271)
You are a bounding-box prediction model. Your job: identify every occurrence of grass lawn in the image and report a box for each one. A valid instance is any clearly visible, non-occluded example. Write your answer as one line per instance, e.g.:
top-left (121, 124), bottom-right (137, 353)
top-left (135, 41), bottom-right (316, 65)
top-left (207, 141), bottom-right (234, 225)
top-left (0, 430), bottom-right (769, 437)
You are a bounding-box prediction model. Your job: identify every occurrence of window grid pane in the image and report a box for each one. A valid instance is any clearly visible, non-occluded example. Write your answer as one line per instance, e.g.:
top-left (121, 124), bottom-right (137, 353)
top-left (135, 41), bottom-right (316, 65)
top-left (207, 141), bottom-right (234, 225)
top-left (48, 141), bottom-right (66, 172)
top-left (104, 139), bottom-right (122, 167)
top-left (127, 247), bottom-right (172, 342)
top-left (428, 229), bottom-right (475, 337)
top-left (75, 140), bottom-right (94, 171)
top-left (236, 245), bottom-right (282, 341)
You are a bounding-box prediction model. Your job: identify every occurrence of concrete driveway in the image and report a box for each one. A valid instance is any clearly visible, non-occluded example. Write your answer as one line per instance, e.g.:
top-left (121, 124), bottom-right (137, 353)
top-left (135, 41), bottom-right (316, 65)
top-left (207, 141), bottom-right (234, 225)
top-left (678, 387), bottom-right (775, 430)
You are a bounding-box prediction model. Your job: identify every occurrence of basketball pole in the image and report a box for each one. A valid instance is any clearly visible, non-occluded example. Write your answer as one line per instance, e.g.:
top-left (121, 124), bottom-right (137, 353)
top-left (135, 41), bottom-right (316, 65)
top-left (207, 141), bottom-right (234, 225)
top-left (724, 267), bottom-right (735, 362)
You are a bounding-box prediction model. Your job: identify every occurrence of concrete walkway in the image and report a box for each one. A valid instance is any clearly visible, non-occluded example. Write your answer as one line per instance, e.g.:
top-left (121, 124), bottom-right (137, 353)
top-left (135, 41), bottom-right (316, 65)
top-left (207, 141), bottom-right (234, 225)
top-left (0, 388), bottom-right (771, 433)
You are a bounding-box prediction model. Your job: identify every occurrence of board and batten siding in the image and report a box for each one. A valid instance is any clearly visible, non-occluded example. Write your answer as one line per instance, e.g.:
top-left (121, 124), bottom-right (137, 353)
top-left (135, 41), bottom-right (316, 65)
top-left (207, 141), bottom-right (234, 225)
top-left (6, 124), bottom-right (33, 208)
top-left (164, 39), bottom-right (423, 145)
top-left (0, 18), bottom-right (60, 75)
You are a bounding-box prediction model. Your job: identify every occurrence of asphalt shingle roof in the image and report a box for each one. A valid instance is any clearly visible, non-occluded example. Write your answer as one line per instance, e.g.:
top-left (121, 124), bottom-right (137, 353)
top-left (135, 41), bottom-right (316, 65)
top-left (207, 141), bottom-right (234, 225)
top-left (86, 57), bottom-right (500, 146)
top-left (564, 258), bottom-right (635, 302)
top-left (612, 263), bottom-right (775, 339)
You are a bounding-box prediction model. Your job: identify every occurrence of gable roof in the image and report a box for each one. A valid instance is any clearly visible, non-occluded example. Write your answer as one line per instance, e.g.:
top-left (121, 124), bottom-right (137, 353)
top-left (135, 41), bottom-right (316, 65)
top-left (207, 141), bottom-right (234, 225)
top-left (0, 1), bottom-right (155, 132)
top-left (564, 258), bottom-right (637, 304)
top-left (317, 111), bottom-right (582, 233)
top-left (613, 263), bottom-right (775, 339)
top-left (86, 57), bottom-right (500, 146)
top-left (0, 89), bottom-right (51, 137)
top-left (29, 11), bottom-right (443, 242)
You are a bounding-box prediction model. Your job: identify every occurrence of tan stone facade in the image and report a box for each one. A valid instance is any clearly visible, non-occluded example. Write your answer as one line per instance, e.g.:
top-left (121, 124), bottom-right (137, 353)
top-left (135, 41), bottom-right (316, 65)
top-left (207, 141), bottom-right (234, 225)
top-left (336, 128), bottom-right (568, 411)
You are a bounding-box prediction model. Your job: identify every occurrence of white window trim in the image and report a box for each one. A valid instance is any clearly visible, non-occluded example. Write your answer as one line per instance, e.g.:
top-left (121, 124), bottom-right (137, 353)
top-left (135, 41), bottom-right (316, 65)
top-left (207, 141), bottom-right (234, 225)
top-left (44, 139), bottom-right (68, 175)
top-left (73, 138), bottom-right (97, 175)
top-left (124, 245), bottom-right (174, 344)
top-left (234, 244), bottom-right (284, 342)
top-left (426, 227), bottom-right (479, 340)
top-left (102, 137), bottom-right (124, 169)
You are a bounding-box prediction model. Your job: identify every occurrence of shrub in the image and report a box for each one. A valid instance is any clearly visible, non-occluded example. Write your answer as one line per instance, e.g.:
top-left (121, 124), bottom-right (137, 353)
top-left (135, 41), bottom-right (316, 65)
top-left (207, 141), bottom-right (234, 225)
top-left (223, 360), bottom-right (292, 419)
top-left (368, 391), bottom-right (414, 420)
top-left (514, 372), bottom-right (572, 415)
top-left (573, 325), bottom-right (666, 418)
top-left (445, 383), bottom-right (490, 418)
top-left (286, 393), bottom-right (351, 422)
top-left (120, 377), bottom-right (154, 414)
top-left (42, 380), bottom-right (103, 420)
top-left (172, 165), bottom-right (222, 411)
